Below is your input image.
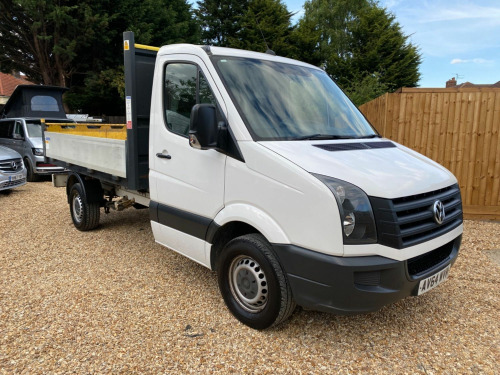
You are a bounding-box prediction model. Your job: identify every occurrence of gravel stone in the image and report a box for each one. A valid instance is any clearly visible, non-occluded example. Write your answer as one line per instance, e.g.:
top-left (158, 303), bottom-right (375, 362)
top-left (0, 182), bottom-right (499, 374)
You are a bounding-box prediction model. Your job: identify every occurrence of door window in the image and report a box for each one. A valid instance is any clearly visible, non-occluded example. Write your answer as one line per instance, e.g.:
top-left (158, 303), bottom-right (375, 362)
top-left (26, 122), bottom-right (43, 137)
top-left (0, 121), bottom-right (15, 139)
top-left (164, 63), bottom-right (216, 137)
top-left (14, 121), bottom-right (25, 138)
top-left (199, 72), bottom-right (215, 104)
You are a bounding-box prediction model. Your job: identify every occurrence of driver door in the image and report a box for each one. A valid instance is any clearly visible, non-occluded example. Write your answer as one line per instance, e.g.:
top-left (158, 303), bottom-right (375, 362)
top-left (149, 56), bottom-right (226, 267)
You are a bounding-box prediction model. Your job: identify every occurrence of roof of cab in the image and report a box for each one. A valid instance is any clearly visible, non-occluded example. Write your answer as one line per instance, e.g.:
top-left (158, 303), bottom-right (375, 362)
top-left (156, 44), bottom-right (322, 71)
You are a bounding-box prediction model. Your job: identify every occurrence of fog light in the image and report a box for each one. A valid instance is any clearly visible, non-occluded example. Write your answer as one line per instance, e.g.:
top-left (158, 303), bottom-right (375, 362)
top-left (344, 212), bottom-right (355, 236)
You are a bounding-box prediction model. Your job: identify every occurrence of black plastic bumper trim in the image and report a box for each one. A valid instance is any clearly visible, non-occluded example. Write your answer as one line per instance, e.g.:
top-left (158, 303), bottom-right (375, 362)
top-left (149, 200), bottom-right (216, 242)
top-left (271, 235), bottom-right (461, 315)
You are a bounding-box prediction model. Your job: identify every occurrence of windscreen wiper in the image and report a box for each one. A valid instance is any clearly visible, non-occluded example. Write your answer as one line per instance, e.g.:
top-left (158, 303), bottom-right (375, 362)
top-left (293, 134), bottom-right (355, 141)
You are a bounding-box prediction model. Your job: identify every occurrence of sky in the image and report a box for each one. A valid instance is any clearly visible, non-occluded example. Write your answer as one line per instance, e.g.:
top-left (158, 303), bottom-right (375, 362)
top-left (284, 0), bottom-right (500, 87)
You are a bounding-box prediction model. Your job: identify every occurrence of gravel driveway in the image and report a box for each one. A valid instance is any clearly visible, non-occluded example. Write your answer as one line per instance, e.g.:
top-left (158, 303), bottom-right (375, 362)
top-left (1, 182), bottom-right (499, 374)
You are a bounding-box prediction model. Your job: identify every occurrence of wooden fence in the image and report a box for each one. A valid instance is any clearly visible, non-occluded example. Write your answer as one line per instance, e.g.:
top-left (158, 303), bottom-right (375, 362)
top-left (359, 87), bottom-right (500, 221)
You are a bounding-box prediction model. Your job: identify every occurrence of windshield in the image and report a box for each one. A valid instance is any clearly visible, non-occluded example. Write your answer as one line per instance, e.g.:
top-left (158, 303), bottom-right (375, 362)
top-left (26, 122), bottom-right (43, 137)
top-left (213, 57), bottom-right (377, 140)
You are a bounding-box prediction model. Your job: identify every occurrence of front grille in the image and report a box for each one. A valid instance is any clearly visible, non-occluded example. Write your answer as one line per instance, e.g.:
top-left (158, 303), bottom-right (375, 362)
top-left (370, 184), bottom-right (463, 249)
top-left (0, 158), bottom-right (23, 173)
top-left (407, 240), bottom-right (454, 277)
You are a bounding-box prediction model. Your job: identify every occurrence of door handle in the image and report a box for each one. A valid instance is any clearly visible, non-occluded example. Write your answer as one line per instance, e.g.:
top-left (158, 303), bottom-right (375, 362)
top-left (156, 153), bottom-right (172, 159)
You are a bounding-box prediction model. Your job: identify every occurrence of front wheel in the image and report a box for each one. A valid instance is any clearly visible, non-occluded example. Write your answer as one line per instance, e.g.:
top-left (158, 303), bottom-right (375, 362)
top-left (24, 158), bottom-right (39, 182)
top-left (217, 234), bottom-right (296, 330)
top-left (69, 182), bottom-right (100, 231)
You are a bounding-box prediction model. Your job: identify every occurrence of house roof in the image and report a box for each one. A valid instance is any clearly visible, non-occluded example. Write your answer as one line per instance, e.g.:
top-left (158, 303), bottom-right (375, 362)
top-left (445, 77), bottom-right (500, 89)
top-left (0, 72), bottom-right (34, 97)
top-left (458, 81), bottom-right (500, 88)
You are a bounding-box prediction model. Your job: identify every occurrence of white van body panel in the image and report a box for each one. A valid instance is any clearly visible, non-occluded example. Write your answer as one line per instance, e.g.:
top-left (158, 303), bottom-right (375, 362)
top-left (151, 221), bottom-right (210, 268)
top-left (224, 141), bottom-right (344, 255)
top-left (46, 132), bottom-right (126, 177)
top-left (213, 202), bottom-right (290, 244)
top-left (260, 140), bottom-right (457, 199)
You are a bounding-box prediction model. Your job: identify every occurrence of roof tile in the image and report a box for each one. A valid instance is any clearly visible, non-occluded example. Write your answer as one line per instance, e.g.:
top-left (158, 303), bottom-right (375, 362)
top-left (0, 72), bottom-right (34, 96)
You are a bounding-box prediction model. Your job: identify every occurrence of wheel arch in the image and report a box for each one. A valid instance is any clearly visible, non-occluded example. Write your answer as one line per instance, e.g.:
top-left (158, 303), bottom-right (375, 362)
top-left (208, 204), bottom-right (290, 270)
top-left (66, 172), bottom-right (103, 205)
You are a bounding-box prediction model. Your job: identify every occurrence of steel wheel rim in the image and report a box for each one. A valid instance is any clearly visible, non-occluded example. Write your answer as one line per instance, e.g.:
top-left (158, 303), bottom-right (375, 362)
top-left (229, 255), bottom-right (268, 313)
top-left (72, 193), bottom-right (84, 223)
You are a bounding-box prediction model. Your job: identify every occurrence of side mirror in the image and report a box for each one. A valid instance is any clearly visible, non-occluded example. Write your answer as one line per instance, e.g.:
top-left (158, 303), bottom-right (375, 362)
top-left (189, 104), bottom-right (218, 149)
top-left (13, 133), bottom-right (24, 140)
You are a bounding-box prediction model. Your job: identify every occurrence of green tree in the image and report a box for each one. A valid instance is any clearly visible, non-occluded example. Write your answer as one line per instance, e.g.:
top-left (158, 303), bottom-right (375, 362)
top-left (346, 5), bottom-right (421, 92)
top-left (0, 0), bottom-right (200, 115)
top-left (196, 0), bottom-right (249, 45)
top-left (294, 0), bottom-right (421, 105)
top-left (292, 0), bottom-right (366, 65)
top-left (343, 72), bottom-right (388, 106)
top-left (227, 0), bottom-right (296, 57)
top-left (0, 0), bottom-right (109, 86)
top-left (66, 0), bottom-right (200, 115)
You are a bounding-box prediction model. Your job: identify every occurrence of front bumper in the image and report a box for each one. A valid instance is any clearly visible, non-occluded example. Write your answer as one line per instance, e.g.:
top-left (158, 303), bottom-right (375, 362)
top-left (272, 235), bottom-right (461, 314)
top-left (35, 166), bottom-right (66, 175)
top-left (0, 172), bottom-right (27, 191)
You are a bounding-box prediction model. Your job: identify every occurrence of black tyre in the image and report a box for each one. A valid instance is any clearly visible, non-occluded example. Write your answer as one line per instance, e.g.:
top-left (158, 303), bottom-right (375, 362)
top-left (69, 182), bottom-right (100, 231)
top-left (217, 233), bottom-right (296, 330)
top-left (24, 158), bottom-right (39, 182)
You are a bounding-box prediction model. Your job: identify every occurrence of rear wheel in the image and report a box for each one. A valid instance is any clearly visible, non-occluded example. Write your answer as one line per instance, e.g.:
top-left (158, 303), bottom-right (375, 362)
top-left (217, 233), bottom-right (295, 330)
top-left (24, 158), bottom-right (39, 182)
top-left (69, 182), bottom-right (100, 231)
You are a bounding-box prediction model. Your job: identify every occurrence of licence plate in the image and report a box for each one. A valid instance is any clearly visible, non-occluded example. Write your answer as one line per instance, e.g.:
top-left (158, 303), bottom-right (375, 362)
top-left (9, 174), bottom-right (23, 182)
top-left (417, 265), bottom-right (450, 295)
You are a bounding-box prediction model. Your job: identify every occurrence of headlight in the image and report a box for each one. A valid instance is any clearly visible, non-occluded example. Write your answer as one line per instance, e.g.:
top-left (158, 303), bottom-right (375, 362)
top-left (314, 174), bottom-right (377, 244)
top-left (32, 148), bottom-right (44, 156)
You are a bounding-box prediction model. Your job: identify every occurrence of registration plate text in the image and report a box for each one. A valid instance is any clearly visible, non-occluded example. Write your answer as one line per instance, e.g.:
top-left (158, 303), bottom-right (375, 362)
top-left (418, 265), bottom-right (450, 295)
top-left (9, 174), bottom-right (23, 182)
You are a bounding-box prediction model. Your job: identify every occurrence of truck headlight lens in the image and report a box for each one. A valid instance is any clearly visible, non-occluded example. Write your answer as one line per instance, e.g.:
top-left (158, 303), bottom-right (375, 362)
top-left (314, 175), bottom-right (377, 244)
top-left (32, 148), bottom-right (44, 156)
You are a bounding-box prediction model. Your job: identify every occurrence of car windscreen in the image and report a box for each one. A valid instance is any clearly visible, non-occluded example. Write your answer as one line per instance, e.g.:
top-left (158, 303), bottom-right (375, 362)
top-left (213, 56), bottom-right (378, 141)
top-left (26, 122), bottom-right (43, 137)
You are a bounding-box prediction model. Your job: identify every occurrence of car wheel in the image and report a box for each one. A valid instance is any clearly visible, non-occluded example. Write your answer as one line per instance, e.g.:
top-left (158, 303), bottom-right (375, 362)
top-left (24, 158), bottom-right (39, 182)
top-left (69, 182), bottom-right (100, 231)
top-left (217, 233), bottom-right (296, 330)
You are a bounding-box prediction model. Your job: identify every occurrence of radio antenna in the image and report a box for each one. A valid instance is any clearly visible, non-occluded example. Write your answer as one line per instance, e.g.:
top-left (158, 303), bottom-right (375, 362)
top-left (254, 16), bottom-right (276, 55)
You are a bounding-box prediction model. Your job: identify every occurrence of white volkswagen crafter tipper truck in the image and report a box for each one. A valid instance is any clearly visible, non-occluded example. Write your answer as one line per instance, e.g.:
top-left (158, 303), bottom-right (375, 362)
top-left (44, 32), bottom-right (463, 329)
